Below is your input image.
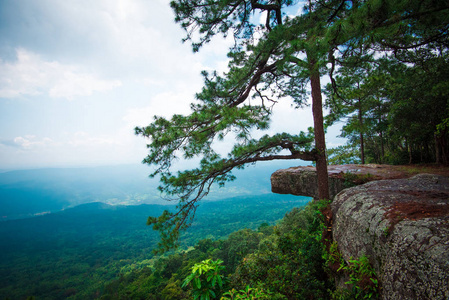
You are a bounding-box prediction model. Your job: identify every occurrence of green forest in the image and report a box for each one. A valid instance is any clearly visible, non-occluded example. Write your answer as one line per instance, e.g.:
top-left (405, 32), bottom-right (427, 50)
top-left (3, 196), bottom-right (373, 300)
top-left (0, 194), bottom-right (310, 299)
top-left (99, 199), bottom-right (375, 299)
top-left (99, 200), bottom-right (338, 300)
top-left (324, 49), bottom-right (449, 166)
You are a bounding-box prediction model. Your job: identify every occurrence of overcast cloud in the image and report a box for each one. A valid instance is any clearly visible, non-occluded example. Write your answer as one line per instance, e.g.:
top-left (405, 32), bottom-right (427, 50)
top-left (0, 0), bottom-right (343, 170)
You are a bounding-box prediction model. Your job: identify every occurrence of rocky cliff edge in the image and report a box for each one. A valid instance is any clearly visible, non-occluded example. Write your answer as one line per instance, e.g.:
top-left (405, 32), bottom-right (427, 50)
top-left (271, 165), bottom-right (449, 299)
top-left (332, 174), bottom-right (449, 299)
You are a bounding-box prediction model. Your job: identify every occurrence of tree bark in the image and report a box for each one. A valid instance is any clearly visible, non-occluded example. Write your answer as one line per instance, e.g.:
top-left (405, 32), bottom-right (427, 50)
top-left (310, 70), bottom-right (330, 200)
top-left (406, 137), bottom-right (412, 164)
top-left (435, 132), bottom-right (448, 165)
top-left (380, 129), bottom-right (384, 163)
top-left (305, 0), bottom-right (329, 199)
top-left (358, 99), bottom-right (365, 164)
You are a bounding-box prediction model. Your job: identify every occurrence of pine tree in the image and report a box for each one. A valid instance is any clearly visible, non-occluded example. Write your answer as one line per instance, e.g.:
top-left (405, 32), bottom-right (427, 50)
top-left (136, 0), bottom-right (449, 252)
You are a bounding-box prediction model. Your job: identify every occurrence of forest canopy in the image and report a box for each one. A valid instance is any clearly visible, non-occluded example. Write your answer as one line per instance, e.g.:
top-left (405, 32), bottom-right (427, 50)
top-left (135, 0), bottom-right (449, 252)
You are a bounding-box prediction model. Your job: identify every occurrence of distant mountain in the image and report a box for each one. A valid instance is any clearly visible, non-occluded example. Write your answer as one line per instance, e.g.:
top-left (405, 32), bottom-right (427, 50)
top-left (0, 161), bottom-right (306, 220)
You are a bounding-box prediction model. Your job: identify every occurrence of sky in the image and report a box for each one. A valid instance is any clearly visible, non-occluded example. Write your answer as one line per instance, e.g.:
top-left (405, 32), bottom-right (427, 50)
top-left (0, 0), bottom-right (343, 170)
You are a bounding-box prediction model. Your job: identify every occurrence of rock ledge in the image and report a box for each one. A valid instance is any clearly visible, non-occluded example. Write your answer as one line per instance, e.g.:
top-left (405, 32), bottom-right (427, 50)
top-left (271, 164), bottom-right (407, 199)
top-left (331, 174), bottom-right (449, 299)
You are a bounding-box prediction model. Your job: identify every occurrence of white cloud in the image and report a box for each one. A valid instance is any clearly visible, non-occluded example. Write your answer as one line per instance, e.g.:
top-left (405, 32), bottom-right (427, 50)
top-left (0, 130), bottom-right (145, 169)
top-left (49, 72), bottom-right (121, 99)
top-left (67, 131), bottom-right (122, 147)
top-left (123, 89), bottom-right (199, 130)
top-left (2, 132), bottom-right (122, 151)
top-left (1, 135), bottom-right (56, 150)
top-left (0, 48), bottom-right (122, 100)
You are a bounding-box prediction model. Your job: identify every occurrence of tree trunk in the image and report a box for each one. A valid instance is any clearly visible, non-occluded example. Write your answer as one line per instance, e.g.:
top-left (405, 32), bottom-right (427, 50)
top-left (310, 70), bottom-right (329, 200)
top-left (435, 134), bottom-right (441, 164)
top-left (380, 130), bottom-right (384, 164)
top-left (435, 132), bottom-right (448, 165)
top-left (407, 138), bottom-right (412, 164)
top-left (420, 143), bottom-right (423, 163)
top-left (377, 107), bottom-right (385, 163)
top-left (358, 99), bottom-right (365, 164)
top-left (443, 134), bottom-right (449, 165)
top-left (360, 132), bottom-right (365, 164)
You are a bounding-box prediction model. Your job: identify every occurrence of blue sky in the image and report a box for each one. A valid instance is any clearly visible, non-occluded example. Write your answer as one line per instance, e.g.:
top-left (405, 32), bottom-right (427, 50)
top-left (0, 0), bottom-right (343, 170)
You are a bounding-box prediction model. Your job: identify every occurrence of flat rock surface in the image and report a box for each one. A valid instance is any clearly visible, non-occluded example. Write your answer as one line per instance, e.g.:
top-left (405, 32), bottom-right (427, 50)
top-left (286, 164), bottom-right (406, 178)
top-left (331, 174), bottom-right (449, 300)
top-left (271, 164), bottom-right (449, 199)
top-left (275, 163), bottom-right (449, 180)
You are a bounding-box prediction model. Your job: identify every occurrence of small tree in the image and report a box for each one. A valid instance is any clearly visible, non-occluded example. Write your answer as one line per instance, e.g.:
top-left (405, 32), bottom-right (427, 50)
top-left (182, 259), bottom-right (226, 300)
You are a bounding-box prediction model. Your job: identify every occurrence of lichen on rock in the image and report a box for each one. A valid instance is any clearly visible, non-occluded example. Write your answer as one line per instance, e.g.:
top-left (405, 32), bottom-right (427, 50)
top-left (271, 164), bottom-right (410, 200)
top-left (331, 174), bottom-right (449, 299)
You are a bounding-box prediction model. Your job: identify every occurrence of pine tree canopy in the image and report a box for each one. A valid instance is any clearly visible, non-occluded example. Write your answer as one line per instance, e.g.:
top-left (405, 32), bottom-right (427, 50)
top-left (136, 0), bottom-right (449, 252)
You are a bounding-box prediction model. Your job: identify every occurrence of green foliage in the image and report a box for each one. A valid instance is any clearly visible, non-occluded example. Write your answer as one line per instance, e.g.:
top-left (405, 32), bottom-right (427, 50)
top-left (340, 171), bottom-right (374, 188)
top-left (211, 230), bottom-right (254, 274)
top-left (99, 200), bottom-right (341, 300)
top-left (230, 200), bottom-right (333, 299)
top-left (100, 226), bottom-right (267, 299)
top-left (327, 144), bottom-right (362, 165)
top-left (161, 278), bottom-right (186, 300)
top-left (323, 241), bottom-right (344, 272)
top-left (221, 285), bottom-right (276, 300)
top-left (338, 255), bottom-right (379, 299)
top-left (327, 45), bottom-right (449, 166)
top-left (384, 48), bottom-right (449, 164)
top-left (0, 194), bottom-right (307, 300)
top-left (324, 52), bottom-right (384, 165)
top-left (182, 259), bottom-right (226, 300)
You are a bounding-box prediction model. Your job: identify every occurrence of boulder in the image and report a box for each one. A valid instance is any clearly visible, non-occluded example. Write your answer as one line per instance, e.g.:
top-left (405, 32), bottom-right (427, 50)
top-left (271, 164), bottom-right (407, 199)
top-left (331, 174), bottom-right (449, 299)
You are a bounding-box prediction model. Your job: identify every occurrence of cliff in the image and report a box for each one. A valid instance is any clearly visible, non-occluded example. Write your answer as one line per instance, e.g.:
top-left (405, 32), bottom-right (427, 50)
top-left (271, 165), bottom-right (449, 299)
top-left (332, 174), bottom-right (449, 299)
top-left (271, 164), bottom-right (429, 199)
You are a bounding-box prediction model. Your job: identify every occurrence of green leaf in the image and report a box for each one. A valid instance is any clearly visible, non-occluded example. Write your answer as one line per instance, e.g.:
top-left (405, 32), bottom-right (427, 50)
top-left (194, 277), bottom-right (201, 289)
